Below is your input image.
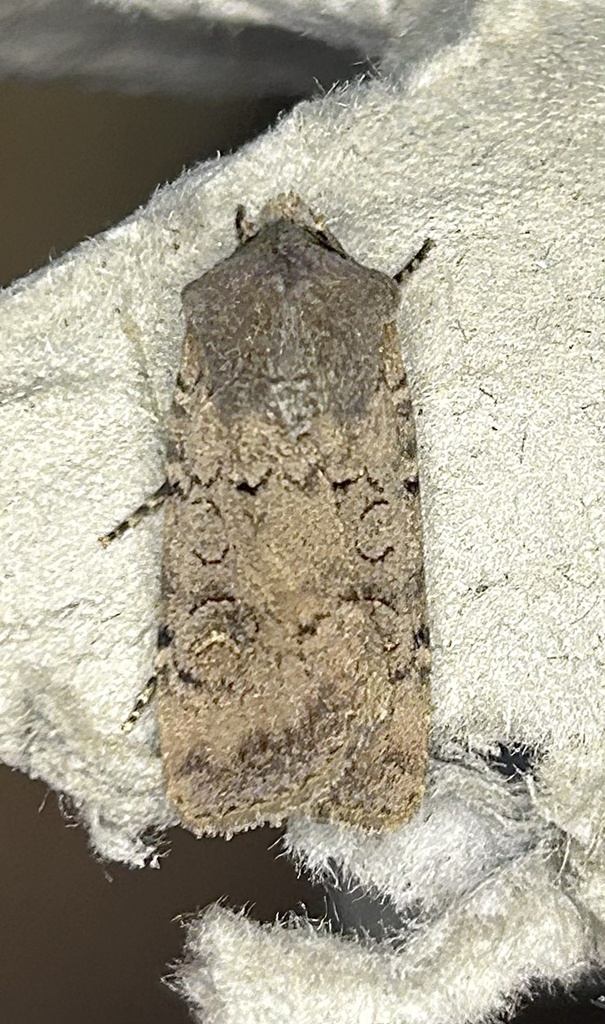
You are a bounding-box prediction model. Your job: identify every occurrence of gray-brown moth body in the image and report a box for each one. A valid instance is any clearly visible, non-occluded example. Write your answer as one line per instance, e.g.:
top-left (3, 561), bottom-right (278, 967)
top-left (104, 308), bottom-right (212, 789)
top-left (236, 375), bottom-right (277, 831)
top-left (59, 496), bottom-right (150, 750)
top-left (156, 195), bottom-right (431, 836)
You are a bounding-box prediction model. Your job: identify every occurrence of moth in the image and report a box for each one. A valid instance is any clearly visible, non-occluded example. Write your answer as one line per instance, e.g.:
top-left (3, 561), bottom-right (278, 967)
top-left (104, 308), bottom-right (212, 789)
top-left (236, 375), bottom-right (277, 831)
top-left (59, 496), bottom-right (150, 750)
top-left (115, 195), bottom-right (432, 835)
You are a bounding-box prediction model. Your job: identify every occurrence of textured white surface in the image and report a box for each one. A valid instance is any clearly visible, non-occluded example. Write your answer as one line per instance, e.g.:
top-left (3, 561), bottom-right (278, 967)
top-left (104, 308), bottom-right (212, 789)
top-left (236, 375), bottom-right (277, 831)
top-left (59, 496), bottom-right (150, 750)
top-left (95, 0), bottom-right (444, 55)
top-left (287, 761), bottom-right (543, 917)
top-left (177, 869), bottom-right (591, 1024)
top-left (1, 0), bottom-right (605, 1017)
top-left (94, 0), bottom-right (476, 79)
top-left (0, 0), bottom-right (359, 99)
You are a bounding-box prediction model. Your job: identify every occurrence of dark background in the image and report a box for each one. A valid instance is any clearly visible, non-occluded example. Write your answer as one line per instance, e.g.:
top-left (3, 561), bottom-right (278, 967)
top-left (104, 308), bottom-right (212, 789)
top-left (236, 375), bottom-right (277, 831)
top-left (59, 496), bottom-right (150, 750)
top-left (0, 23), bottom-right (603, 1024)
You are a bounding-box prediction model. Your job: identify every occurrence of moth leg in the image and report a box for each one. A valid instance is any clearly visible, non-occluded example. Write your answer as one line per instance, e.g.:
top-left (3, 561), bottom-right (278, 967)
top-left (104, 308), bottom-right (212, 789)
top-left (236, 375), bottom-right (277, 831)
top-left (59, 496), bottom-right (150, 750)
top-left (394, 238), bottom-right (435, 282)
top-left (121, 675), bottom-right (158, 733)
top-left (99, 480), bottom-right (171, 547)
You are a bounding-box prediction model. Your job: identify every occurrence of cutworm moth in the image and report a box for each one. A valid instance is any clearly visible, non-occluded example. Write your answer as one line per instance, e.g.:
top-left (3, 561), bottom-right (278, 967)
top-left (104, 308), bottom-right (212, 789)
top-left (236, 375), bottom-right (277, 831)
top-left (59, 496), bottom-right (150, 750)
top-left (153, 195), bottom-right (431, 834)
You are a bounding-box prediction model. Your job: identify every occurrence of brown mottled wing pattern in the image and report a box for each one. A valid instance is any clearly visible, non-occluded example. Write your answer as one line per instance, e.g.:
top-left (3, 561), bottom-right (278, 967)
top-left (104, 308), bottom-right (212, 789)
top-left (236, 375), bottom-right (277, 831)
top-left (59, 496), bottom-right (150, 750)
top-left (155, 214), bottom-right (430, 835)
